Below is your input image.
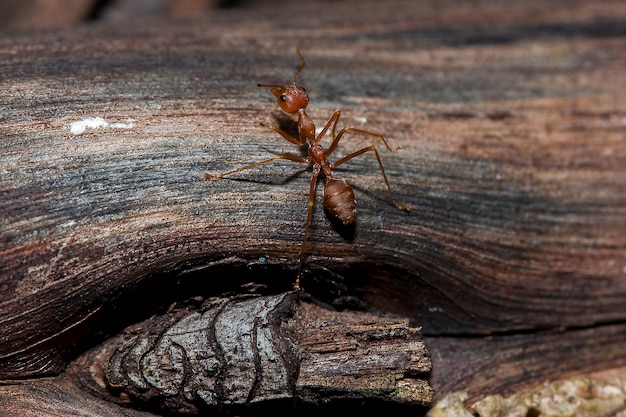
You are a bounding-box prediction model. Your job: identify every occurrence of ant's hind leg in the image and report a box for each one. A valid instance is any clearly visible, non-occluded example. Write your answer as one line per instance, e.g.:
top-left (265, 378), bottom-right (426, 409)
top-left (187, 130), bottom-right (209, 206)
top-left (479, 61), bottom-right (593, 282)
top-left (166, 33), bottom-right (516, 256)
top-left (295, 166), bottom-right (321, 289)
top-left (331, 146), bottom-right (410, 212)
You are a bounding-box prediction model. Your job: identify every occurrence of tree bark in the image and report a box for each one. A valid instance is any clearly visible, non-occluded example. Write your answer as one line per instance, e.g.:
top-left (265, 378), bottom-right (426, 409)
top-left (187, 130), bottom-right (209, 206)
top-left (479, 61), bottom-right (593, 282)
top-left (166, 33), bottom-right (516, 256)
top-left (0, 293), bottom-right (431, 416)
top-left (1, 0), bottom-right (626, 415)
top-left (72, 292), bottom-right (430, 413)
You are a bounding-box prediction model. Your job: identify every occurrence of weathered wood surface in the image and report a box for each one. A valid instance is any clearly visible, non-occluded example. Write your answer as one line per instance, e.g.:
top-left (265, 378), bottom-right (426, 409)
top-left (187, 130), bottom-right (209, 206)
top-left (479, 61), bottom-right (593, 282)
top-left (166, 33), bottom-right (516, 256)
top-left (1, 0), bottom-right (626, 414)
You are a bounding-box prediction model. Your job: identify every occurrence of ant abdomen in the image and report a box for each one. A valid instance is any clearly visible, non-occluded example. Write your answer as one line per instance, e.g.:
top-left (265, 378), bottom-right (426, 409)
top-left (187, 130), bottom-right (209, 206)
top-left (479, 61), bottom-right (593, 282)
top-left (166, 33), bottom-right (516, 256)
top-left (324, 179), bottom-right (356, 224)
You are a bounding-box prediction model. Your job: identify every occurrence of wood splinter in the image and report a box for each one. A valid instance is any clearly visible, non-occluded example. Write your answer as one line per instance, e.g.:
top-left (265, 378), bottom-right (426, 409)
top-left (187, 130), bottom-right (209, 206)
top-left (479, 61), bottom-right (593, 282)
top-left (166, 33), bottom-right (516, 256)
top-left (72, 292), bottom-right (432, 414)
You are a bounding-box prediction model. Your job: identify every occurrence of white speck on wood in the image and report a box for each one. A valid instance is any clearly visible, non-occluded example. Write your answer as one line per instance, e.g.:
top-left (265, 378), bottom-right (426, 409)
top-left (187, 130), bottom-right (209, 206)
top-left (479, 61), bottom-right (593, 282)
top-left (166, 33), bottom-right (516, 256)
top-left (69, 117), bottom-right (135, 135)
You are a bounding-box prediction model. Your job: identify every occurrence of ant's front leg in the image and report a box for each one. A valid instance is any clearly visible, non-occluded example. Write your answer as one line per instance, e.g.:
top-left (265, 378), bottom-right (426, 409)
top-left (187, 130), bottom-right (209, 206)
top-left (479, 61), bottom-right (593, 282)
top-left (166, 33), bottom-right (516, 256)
top-left (206, 122), bottom-right (311, 179)
top-left (205, 154), bottom-right (309, 179)
top-left (260, 123), bottom-right (307, 146)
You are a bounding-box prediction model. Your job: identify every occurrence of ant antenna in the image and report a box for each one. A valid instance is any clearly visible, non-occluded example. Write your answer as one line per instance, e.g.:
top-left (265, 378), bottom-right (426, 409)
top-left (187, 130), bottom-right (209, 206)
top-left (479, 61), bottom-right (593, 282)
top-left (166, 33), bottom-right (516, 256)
top-left (293, 47), bottom-right (306, 86)
top-left (256, 48), bottom-right (307, 90)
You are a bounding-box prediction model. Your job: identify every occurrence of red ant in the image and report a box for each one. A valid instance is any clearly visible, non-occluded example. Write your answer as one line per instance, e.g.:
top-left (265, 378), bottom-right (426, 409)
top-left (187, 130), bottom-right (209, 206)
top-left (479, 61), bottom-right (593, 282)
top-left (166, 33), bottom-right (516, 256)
top-left (205, 49), bottom-right (410, 288)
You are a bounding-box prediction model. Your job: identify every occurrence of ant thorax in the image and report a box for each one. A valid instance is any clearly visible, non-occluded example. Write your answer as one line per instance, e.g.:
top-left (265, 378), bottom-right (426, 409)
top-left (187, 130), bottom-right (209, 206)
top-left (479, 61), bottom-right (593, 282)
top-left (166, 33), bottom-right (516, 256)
top-left (297, 110), bottom-right (316, 143)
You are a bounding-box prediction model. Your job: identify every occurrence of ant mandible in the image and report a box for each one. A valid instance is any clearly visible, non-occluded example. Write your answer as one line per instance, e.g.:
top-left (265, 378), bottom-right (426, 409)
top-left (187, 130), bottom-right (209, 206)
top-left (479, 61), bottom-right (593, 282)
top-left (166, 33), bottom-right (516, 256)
top-left (205, 49), bottom-right (410, 289)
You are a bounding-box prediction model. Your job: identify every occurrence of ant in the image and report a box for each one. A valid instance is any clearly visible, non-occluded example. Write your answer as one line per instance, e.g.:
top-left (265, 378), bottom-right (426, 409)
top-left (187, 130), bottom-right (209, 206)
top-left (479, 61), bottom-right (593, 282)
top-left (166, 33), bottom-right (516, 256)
top-left (205, 49), bottom-right (410, 289)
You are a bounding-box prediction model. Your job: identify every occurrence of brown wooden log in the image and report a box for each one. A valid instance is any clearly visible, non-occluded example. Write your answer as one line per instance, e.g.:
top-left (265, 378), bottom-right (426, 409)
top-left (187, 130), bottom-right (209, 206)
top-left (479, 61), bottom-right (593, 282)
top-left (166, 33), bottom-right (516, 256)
top-left (1, 0), bottom-right (626, 415)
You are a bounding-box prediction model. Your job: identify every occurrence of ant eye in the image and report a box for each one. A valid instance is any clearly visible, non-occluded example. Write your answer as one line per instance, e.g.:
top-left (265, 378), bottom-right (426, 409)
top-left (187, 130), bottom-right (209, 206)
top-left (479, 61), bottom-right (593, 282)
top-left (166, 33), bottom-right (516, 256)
top-left (280, 95), bottom-right (287, 102)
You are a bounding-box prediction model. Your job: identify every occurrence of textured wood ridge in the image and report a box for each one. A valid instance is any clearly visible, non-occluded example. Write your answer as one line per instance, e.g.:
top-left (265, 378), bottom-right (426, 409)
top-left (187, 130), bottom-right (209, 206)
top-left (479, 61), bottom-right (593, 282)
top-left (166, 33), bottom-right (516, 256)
top-left (69, 293), bottom-right (430, 414)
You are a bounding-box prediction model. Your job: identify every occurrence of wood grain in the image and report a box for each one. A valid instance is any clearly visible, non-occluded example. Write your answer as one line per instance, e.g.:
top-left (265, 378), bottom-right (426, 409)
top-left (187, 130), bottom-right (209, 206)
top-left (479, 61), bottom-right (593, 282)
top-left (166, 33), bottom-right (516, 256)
top-left (1, 0), bottom-right (626, 412)
top-left (429, 322), bottom-right (626, 404)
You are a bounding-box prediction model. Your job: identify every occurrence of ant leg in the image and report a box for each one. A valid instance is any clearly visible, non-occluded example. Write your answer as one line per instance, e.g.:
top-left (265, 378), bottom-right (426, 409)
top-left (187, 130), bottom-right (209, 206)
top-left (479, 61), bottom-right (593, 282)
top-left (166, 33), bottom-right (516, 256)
top-left (326, 126), bottom-right (403, 158)
top-left (332, 147), bottom-right (410, 212)
top-left (315, 109), bottom-right (342, 148)
top-left (295, 164), bottom-right (321, 289)
top-left (260, 123), bottom-right (307, 146)
top-left (205, 154), bottom-right (308, 179)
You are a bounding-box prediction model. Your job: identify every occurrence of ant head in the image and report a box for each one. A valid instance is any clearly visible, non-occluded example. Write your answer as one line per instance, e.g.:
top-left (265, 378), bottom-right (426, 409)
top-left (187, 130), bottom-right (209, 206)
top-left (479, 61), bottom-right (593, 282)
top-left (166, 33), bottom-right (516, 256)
top-left (258, 48), bottom-right (310, 114)
top-left (264, 84), bottom-right (309, 114)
